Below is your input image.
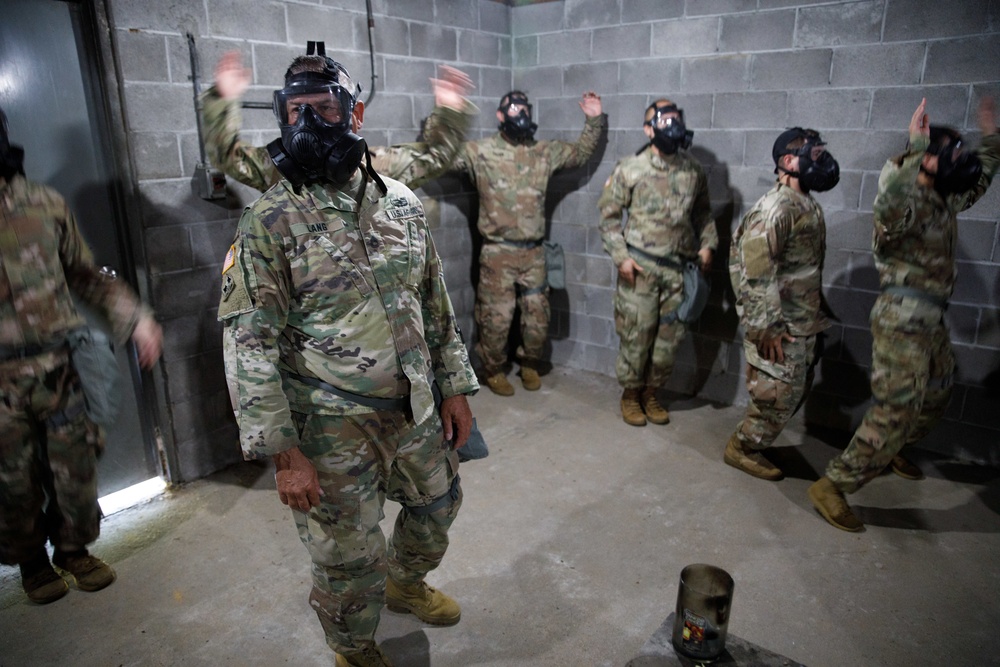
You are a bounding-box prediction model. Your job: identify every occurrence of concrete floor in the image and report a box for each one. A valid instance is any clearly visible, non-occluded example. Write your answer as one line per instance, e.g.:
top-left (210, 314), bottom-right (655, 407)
top-left (2, 366), bottom-right (1000, 667)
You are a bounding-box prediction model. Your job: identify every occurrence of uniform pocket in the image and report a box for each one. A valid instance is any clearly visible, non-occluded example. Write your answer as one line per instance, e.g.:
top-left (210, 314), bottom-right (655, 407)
top-left (293, 236), bottom-right (372, 318)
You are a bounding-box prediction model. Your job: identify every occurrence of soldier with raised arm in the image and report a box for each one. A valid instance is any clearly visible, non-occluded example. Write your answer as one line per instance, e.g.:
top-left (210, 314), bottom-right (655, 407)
top-left (201, 50), bottom-right (475, 192)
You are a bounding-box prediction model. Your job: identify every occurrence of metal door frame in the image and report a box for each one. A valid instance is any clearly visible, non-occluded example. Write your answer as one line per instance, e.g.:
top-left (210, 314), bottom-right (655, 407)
top-left (70, 0), bottom-right (180, 484)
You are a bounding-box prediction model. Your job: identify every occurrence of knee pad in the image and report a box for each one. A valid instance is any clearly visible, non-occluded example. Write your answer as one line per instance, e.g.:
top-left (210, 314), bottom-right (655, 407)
top-left (404, 474), bottom-right (461, 516)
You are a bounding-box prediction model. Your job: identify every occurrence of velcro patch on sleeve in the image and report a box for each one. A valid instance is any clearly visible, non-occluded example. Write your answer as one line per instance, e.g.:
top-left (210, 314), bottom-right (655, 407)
top-left (741, 235), bottom-right (773, 280)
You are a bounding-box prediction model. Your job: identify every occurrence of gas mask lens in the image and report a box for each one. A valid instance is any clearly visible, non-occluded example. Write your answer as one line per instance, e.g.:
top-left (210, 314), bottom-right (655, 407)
top-left (649, 113), bottom-right (681, 131)
top-left (274, 83), bottom-right (354, 129)
top-left (506, 102), bottom-right (530, 119)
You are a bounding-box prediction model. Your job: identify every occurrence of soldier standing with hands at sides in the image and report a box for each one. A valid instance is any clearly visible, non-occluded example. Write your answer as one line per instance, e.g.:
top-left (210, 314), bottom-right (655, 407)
top-left (598, 99), bottom-right (716, 427)
top-left (725, 128), bottom-right (840, 481)
top-left (202, 49), bottom-right (476, 192)
top-left (810, 97), bottom-right (1000, 532)
top-left (218, 47), bottom-right (478, 667)
top-left (0, 107), bottom-right (162, 603)
top-left (449, 90), bottom-right (605, 395)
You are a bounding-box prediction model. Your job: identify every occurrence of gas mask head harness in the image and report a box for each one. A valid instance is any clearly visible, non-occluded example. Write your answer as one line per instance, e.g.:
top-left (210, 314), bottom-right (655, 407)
top-left (267, 42), bottom-right (383, 193)
top-left (0, 106), bottom-right (25, 180)
top-left (772, 127), bottom-right (840, 194)
top-left (644, 102), bottom-right (693, 155)
top-left (498, 92), bottom-right (537, 142)
top-left (920, 125), bottom-right (983, 197)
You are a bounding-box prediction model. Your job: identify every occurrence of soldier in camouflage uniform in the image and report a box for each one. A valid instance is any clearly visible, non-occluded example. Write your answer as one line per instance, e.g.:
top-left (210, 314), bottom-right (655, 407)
top-left (449, 90), bottom-right (605, 395)
top-left (598, 99), bottom-right (716, 427)
top-left (0, 107), bottom-right (162, 604)
top-left (201, 50), bottom-right (475, 193)
top-left (219, 54), bottom-right (478, 667)
top-left (809, 98), bottom-right (1000, 532)
top-left (726, 128), bottom-right (841, 480)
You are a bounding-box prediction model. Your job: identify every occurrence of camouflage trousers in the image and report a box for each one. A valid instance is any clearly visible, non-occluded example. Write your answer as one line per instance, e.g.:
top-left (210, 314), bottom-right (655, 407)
top-left (614, 260), bottom-right (686, 388)
top-left (289, 407), bottom-right (461, 655)
top-left (0, 351), bottom-right (103, 565)
top-left (734, 335), bottom-right (817, 451)
top-left (474, 242), bottom-right (549, 372)
top-left (827, 294), bottom-right (954, 493)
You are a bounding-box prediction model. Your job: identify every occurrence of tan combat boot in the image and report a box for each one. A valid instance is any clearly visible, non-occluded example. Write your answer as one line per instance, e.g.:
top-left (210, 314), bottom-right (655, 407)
top-left (52, 549), bottom-right (116, 592)
top-left (485, 370), bottom-right (514, 396)
top-left (890, 454), bottom-right (924, 480)
top-left (335, 644), bottom-right (395, 667)
top-left (520, 361), bottom-right (541, 391)
top-left (641, 387), bottom-right (670, 424)
top-left (19, 552), bottom-right (69, 604)
top-left (386, 577), bottom-right (461, 626)
top-left (808, 476), bottom-right (864, 532)
top-left (621, 388), bottom-right (646, 426)
top-left (723, 434), bottom-right (784, 481)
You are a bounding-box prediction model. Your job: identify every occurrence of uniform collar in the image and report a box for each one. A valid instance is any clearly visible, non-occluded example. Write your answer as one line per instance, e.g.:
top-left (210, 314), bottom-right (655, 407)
top-left (647, 147), bottom-right (681, 169)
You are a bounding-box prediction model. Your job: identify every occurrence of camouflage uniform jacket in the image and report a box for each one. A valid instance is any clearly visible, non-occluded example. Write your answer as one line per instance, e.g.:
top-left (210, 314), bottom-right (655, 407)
top-left (598, 147), bottom-right (717, 266)
top-left (451, 114), bottom-right (605, 242)
top-left (200, 86), bottom-right (474, 192)
top-left (218, 170), bottom-right (479, 461)
top-left (0, 175), bottom-right (147, 350)
top-left (729, 182), bottom-right (830, 344)
top-left (873, 133), bottom-right (1000, 301)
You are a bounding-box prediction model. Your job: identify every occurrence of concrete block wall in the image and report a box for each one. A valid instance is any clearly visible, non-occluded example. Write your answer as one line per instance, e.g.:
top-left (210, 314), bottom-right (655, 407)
top-left (512, 0), bottom-right (1000, 463)
top-left (107, 0), bottom-right (511, 480)
top-left (105, 0), bottom-right (1000, 479)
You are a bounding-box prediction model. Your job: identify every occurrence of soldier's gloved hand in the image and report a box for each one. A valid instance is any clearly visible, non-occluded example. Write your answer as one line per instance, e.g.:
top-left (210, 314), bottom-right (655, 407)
top-left (273, 447), bottom-right (323, 511)
top-left (440, 395), bottom-right (473, 450)
top-left (216, 50), bottom-right (251, 101)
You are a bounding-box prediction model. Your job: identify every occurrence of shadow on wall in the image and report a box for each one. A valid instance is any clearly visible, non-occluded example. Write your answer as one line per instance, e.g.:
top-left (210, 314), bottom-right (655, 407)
top-left (684, 145), bottom-right (742, 406)
top-left (803, 262), bottom-right (878, 440)
top-left (138, 178), bottom-right (245, 482)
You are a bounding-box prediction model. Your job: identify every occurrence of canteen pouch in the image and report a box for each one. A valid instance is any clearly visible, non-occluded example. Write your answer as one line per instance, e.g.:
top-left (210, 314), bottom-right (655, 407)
top-left (544, 241), bottom-right (566, 290)
top-left (66, 327), bottom-right (121, 426)
top-left (674, 261), bottom-right (710, 324)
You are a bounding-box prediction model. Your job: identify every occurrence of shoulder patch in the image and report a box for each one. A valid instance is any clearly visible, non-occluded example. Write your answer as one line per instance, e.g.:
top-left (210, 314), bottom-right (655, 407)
top-left (222, 245), bottom-right (236, 274)
top-left (218, 243), bottom-right (257, 320)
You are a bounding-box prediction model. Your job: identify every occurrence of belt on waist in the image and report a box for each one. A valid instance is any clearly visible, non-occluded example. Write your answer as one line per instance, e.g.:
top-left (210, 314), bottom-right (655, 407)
top-left (882, 286), bottom-right (947, 310)
top-left (626, 244), bottom-right (686, 270)
top-left (286, 371), bottom-right (409, 411)
top-left (486, 238), bottom-right (543, 249)
top-left (0, 340), bottom-right (67, 362)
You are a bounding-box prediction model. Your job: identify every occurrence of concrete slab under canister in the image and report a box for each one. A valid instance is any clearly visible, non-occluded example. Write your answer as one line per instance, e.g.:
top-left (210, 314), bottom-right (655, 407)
top-left (626, 612), bottom-right (807, 666)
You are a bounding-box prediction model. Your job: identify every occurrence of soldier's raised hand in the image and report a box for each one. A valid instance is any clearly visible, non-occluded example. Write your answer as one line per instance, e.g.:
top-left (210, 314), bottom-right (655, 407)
top-left (909, 97), bottom-right (929, 141)
top-left (579, 91), bottom-right (603, 118)
top-left (431, 65), bottom-right (474, 112)
top-left (978, 96), bottom-right (997, 137)
top-left (215, 50), bottom-right (251, 101)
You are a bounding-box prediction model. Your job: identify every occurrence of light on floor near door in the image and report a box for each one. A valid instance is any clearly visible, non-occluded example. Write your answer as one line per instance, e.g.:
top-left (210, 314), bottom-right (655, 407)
top-left (98, 477), bottom-right (167, 516)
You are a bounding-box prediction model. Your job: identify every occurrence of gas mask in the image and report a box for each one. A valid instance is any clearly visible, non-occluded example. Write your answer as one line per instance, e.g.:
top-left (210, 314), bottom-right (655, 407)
top-left (645, 103), bottom-right (693, 155)
top-left (773, 128), bottom-right (840, 193)
top-left (266, 44), bottom-right (367, 188)
top-left (498, 93), bottom-right (537, 141)
top-left (0, 107), bottom-right (25, 180)
top-left (922, 126), bottom-right (983, 197)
